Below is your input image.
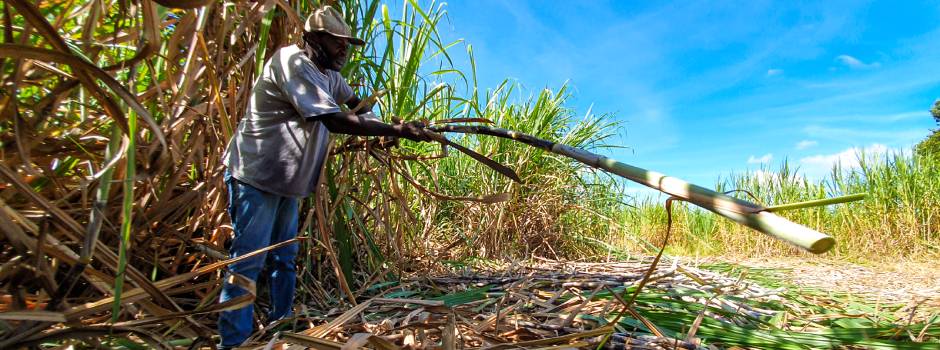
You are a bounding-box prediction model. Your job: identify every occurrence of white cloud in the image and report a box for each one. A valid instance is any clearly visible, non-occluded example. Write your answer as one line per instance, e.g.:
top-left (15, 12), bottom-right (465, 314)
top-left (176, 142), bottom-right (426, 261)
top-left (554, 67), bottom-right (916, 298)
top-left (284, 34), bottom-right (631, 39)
top-left (836, 54), bottom-right (881, 69)
top-left (751, 169), bottom-right (777, 184)
top-left (795, 140), bottom-right (818, 150)
top-left (766, 68), bottom-right (783, 76)
top-left (750, 169), bottom-right (805, 185)
top-left (747, 153), bottom-right (773, 164)
top-left (798, 143), bottom-right (890, 179)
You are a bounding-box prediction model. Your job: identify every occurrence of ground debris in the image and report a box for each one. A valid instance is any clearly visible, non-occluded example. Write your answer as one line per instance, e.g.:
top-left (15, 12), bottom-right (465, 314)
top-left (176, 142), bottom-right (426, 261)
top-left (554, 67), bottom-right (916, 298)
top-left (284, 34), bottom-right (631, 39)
top-left (262, 258), bottom-right (792, 350)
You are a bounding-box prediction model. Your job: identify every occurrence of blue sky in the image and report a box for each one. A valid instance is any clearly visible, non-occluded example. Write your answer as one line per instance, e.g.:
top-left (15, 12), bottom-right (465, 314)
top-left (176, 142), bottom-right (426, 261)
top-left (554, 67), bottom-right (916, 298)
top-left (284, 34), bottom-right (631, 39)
top-left (429, 1), bottom-right (940, 192)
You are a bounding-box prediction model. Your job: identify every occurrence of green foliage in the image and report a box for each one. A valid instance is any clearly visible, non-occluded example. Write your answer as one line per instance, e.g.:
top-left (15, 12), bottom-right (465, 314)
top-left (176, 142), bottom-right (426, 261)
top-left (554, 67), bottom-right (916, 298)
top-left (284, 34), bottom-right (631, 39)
top-left (917, 131), bottom-right (940, 158)
top-left (932, 99), bottom-right (940, 125)
top-left (916, 99), bottom-right (940, 158)
top-left (429, 83), bottom-right (625, 257)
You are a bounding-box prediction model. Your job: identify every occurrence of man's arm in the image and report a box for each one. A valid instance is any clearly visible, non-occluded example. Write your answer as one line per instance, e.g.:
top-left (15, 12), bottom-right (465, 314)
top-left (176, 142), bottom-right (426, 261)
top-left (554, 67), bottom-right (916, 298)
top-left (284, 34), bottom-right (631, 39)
top-left (315, 111), bottom-right (430, 142)
top-left (344, 96), bottom-right (370, 114)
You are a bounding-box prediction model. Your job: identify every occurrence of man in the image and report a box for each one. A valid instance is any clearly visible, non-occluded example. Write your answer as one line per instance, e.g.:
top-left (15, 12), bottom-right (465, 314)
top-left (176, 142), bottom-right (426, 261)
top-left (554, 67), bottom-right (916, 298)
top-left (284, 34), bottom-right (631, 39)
top-left (218, 6), bottom-right (430, 348)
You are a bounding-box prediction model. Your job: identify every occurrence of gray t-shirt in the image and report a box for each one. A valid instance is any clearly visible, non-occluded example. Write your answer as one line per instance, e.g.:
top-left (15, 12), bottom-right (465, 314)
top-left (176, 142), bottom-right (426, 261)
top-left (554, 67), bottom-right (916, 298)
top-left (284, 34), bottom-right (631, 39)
top-left (223, 44), bottom-right (354, 197)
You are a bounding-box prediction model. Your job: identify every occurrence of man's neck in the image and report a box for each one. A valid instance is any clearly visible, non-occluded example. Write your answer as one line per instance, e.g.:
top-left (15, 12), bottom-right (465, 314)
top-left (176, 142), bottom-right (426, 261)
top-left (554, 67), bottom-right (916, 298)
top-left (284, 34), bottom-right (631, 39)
top-left (302, 43), bottom-right (329, 74)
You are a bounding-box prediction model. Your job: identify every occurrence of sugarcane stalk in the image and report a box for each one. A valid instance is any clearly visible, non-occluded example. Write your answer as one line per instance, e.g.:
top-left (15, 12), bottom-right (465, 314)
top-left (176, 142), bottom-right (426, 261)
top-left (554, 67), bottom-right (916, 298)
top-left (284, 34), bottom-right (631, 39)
top-left (765, 193), bottom-right (867, 212)
top-left (429, 125), bottom-right (836, 254)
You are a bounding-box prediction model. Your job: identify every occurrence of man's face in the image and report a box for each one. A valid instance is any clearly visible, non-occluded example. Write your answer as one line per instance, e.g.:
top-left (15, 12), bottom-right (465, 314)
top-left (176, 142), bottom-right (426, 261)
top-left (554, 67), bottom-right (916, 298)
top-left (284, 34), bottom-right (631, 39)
top-left (313, 32), bottom-right (351, 71)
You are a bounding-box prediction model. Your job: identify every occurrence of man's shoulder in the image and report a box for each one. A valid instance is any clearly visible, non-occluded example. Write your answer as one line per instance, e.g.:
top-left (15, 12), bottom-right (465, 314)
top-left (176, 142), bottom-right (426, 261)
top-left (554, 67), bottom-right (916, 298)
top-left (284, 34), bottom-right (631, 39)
top-left (274, 44), bottom-right (302, 56)
top-left (269, 45), bottom-right (311, 76)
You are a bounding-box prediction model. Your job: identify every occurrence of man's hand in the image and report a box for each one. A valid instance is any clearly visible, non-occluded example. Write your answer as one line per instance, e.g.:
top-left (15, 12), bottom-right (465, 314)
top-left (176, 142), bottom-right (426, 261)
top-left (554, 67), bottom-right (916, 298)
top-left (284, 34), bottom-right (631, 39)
top-left (395, 120), bottom-right (432, 142)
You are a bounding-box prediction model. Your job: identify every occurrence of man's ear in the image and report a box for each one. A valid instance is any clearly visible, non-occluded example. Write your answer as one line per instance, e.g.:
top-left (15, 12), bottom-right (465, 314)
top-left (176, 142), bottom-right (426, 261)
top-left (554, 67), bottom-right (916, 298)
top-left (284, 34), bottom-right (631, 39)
top-left (302, 31), bottom-right (314, 45)
top-left (304, 32), bottom-right (326, 60)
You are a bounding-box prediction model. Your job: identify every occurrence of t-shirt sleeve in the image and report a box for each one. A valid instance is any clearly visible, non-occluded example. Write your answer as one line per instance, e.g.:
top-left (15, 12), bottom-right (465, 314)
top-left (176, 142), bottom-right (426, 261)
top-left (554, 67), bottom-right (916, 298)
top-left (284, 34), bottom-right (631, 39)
top-left (272, 51), bottom-right (342, 120)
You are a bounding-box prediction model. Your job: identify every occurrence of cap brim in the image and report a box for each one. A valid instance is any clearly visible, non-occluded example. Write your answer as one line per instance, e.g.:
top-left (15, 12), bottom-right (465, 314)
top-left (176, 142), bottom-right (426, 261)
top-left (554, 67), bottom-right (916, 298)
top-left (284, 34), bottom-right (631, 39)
top-left (342, 36), bottom-right (366, 46)
top-left (313, 30), bottom-right (366, 46)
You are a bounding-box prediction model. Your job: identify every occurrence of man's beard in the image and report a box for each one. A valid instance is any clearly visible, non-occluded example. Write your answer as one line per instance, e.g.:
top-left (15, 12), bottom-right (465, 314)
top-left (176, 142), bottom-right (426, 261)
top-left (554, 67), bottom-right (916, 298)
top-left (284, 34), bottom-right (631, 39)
top-left (305, 41), bottom-right (346, 71)
top-left (329, 56), bottom-right (347, 71)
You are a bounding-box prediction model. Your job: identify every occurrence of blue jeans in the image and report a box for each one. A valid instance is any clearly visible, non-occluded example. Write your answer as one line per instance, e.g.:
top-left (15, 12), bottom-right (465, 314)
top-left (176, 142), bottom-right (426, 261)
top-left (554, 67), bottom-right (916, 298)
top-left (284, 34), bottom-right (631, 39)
top-left (218, 174), bottom-right (300, 347)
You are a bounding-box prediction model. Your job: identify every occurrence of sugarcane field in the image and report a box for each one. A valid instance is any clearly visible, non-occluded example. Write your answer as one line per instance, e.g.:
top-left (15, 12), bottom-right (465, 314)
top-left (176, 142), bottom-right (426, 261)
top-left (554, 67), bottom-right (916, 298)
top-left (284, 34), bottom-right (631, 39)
top-left (2, 0), bottom-right (940, 349)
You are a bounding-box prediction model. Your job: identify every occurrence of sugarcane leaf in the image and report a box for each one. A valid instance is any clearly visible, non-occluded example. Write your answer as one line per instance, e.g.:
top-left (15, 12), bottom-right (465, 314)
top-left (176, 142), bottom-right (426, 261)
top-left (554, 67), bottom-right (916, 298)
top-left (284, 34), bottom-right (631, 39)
top-left (430, 285), bottom-right (490, 306)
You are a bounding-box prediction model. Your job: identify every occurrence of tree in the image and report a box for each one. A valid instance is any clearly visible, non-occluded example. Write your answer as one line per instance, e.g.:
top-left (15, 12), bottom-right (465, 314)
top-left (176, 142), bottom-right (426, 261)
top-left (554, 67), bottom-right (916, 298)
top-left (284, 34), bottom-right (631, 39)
top-left (915, 99), bottom-right (940, 158)
top-left (932, 99), bottom-right (940, 126)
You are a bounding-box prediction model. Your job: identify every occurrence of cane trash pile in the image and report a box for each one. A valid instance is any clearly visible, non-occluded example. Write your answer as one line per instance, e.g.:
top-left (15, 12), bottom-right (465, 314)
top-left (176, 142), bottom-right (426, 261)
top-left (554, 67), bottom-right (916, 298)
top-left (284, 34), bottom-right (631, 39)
top-left (257, 259), bottom-right (939, 350)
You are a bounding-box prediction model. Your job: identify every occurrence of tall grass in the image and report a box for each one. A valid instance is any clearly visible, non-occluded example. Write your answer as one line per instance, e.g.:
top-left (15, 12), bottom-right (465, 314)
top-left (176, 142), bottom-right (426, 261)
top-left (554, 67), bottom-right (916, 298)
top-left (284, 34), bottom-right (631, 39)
top-left (430, 83), bottom-right (625, 258)
top-left (613, 151), bottom-right (940, 261)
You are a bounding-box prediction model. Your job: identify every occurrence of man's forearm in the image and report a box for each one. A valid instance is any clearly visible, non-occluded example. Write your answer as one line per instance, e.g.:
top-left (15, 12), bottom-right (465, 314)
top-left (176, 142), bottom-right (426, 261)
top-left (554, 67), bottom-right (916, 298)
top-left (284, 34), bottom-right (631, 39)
top-left (319, 111), bottom-right (402, 137)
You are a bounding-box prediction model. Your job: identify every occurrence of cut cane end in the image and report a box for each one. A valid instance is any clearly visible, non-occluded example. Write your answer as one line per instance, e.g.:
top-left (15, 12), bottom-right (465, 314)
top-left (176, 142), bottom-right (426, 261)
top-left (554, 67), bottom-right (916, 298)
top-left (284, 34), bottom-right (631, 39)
top-left (809, 237), bottom-right (836, 254)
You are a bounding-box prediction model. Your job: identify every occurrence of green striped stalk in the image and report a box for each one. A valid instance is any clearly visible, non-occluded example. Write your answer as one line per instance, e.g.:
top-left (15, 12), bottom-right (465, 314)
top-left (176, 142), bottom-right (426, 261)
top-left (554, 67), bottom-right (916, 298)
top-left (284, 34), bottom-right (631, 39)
top-left (82, 128), bottom-right (121, 262)
top-left (111, 113), bottom-right (136, 322)
top-left (765, 193), bottom-right (867, 212)
top-left (429, 125), bottom-right (836, 254)
top-left (255, 7), bottom-right (276, 78)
